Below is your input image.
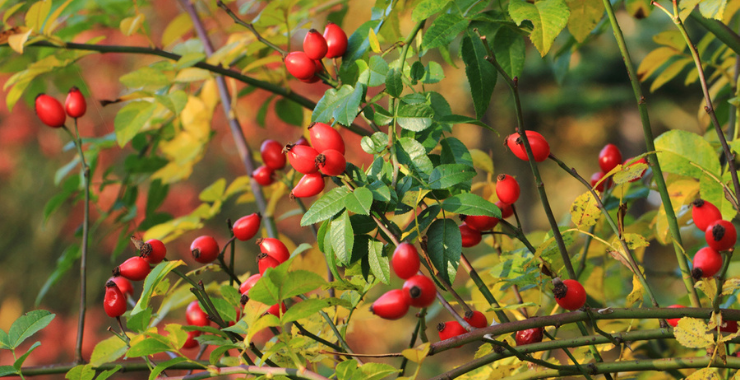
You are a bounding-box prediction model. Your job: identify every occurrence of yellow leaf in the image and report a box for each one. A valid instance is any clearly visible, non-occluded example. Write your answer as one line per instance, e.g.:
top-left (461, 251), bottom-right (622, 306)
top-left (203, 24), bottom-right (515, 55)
top-left (470, 149), bottom-right (494, 174)
top-left (241, 55), bottom-right (284, 73)
top-left (161, 12), bottom-right (193, 47)
top-left (625, 275), bottom-right (644, 307)
top-left (674, 318), bottom-right (714, 348)
top-left (368, 28), bottom-right (381, 53)
top-left (25, 0), bottom-right (51, 33)
top-left (637, 47), bottom-right (679, 81)
top-left (206, 41), bottom-right (245, 67)
top-left (401, 343), bottom-right (430, 363)
top-left (722, 277), bottom-right (740, 295)
top-left (265, 181), bottom-right (287, 217)
top-left (623, 233), bottom-right (649, 249)
top-left (614, 163), bottom-right (647, 184)
top-left (120, 13), bottom-right (145, 36)
top-left (695, 278), bottom-right (717, 305)
top-left (570, 191), bottom-right (600, 229)
top-left (245, 307), bottom-right (280, 344)
top-left (652, 30), bottom-right (686, 51)
top-left (650, 57), bottom-right (693, 92)
top-left (686, 368), bottom-right (720, 380)
top-left (8, 27), bottom-right (32, 54)
top-left (224, 176), bottom-right (251, 199)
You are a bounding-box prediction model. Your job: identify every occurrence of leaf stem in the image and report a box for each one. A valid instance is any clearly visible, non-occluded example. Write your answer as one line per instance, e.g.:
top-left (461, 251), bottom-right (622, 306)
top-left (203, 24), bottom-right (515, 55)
top-left (215, 1), bottom-right (287, 56)
top-left (599, 0), bottom-right (700, 307)
top-left (460, 253), bottom-right (510, 323)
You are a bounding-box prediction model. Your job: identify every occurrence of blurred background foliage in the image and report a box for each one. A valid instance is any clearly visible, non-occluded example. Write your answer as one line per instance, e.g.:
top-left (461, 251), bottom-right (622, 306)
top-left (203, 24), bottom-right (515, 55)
top-left (0, 0), bottom-right (732, 376)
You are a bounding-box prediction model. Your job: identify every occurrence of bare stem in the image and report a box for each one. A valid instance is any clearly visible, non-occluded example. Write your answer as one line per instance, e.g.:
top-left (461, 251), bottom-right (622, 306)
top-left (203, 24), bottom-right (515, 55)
top-left (460, 253), bottom-right (510, 323)
top-left (599, 0), bottom-right (700, 307)
top-left (215, 1), bottom-right (287, 56)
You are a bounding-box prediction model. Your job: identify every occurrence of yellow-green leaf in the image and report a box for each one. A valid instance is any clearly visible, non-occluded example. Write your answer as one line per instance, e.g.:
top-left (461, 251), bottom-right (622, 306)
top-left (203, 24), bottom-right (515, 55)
top-left (161, 13), bottom-right (193, 47)
top-left (565, 0), bottom-right (604, 43)
top-left (120, 14), bottom-right (145, 36)
top-left (174, 68), bottom-right (212, 83)
top-left (653, 30), bottom-right (686, 50)
top-left (650, 57), bottom-right (692, 92)
top-left (470, 149), bottom-right (493, 174)
top-left (570, 191), bottom-right (600, 229)
top-left (25, 0), bottom-right (51, 33)
top-left (638, 47), bottom-right (679, 81)
top-left (623, 233), bottom-right (649, 249)
top-left (44, 0), bottom-right (73, 35)
top-left (625, 275), bottom-right (644, 307)
top-left (8, 27), bottom-right (32, 54)
top-left (246, 313), bottom-right (280, 344)
top-left (368, 28), bottom-right (381, 53)
top-left (509, 0), bottom-right (571, 57)
top-left (402, 343), bottom-right (430, 363)
top-left (686, 368), bottom-right (720, 380)
top-left (674, 318), bottom-right (714, 348)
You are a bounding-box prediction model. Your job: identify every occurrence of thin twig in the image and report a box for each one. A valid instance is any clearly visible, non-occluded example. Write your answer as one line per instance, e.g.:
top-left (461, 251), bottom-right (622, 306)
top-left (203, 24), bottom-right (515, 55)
top-left (216, 1), bottom-right (287, 56)
top-left (460, 253), bottom-right (510, 323)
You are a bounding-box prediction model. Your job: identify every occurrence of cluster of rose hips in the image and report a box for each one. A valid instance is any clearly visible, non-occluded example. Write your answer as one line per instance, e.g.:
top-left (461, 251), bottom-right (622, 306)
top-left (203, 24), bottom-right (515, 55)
top-left (34, 87), bottom-right (87, 128)
top-left (688, 199), bottom-right (737, 280)
top-left (284, 23), bottom-right (348, 82)
top-left (591, 144), bottom-right (648, 191)
top-left (253, 122), bottom-right (347, 198)
top-left (458, 176), bottom-right (517, 248)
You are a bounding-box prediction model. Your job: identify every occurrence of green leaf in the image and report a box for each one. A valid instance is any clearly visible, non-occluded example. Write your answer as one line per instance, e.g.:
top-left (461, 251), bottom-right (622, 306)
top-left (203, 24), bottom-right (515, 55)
top-left (148, 358), bottom-right (186, 380)
top-left (359, 56), bottom-right (389, 87)
top-left (126, 307), bottom-right (152, 333)
top-left (493, 27), bottom-right (526, 79)
top-left (13, 341), bottom-right (40, 370)
top-left (361, 132), bottom-right (390, 154)
top-left (438, 114), bottom-right (497, 132)
top-left (114, 101), bottom-right (156, 147)
top-left (422, 13), bottom-right (468, 50)
top-left (404, 205), bottom-right (441, 242)
top-left (0, 366), bottom-right (16, 377)
top-left (90, 335), bottom-right (128, 366)
top-left (412, 0), bottom-right (450, 22)
top-left (461, 33), bottom-right (497, 119)
top-left (35, 243), bottom-right (80, 306)
top-left (0, 329), bottom-right (9, 349)
top-left (426, 219), bottom-right (462, 284)
top-left (199, 178), bottom-right (226, 202)
top-left (210, 297), bottom-right (237, 322)
top-left (386, 68), bottom-right (403, 98)
top-left (8, 310), bottom-right (55, 349)
top-left (509, 0), bottom-right (570, 56)
top-left (246, 314), bottom-right (280, 344)
top-left (248, 271), bottom-right (281, 305)
top-left (120, 67), bottom-right (169, 88)
top-left (281, 297), bottom-right (349, 323)
top-left (397, 103), bottom-right (435, 132)
top-left (337, 360), bottom-right (359, 380)
top-left (441, 137), bottom-right (473, 167)
top-left (565, 0), bottom-right (604, 43)
top-left (95, 365), bottom-right (121, 380)
top-left (423, 61), bottom-right (445, 84)
top-left (344, 187), bottom-right (374, 215)
top-left (397, 137), bottom-right (434, 180)
top-left (279, 270), bottom-right (327, 300)
top-left (441, 193), bottom-right (501, 216)
top-left (146, 180), bottom-right (169, 216)
top-left (131, 260), bottom-right (185, 315)
top-left (367, 239), bottom-right (390, 284)
top-left (428, 164), bottom-right (477, 189)
top-left (311, 84), bottom-right (366, 127)
top-left (126, 338), bottom-right (171, 358)
top-left (208, 345), bottom-right (239, 366)
top-left (65, 364), bottom-right (94, 380)
top-left (359, 362), bottom-right (400, 380)
top-left (342, 20), bottom-right (381, 70)
top-left (654, 130), bottom-right (721, 178)
top-left (699, 0), bottom-right (727, 19)
top-left (220, 284), bottom-right (242, 308)
top-left (301, 187), bottom-right (351, 226)
top-left (275, 98), bottom-right (303, 127)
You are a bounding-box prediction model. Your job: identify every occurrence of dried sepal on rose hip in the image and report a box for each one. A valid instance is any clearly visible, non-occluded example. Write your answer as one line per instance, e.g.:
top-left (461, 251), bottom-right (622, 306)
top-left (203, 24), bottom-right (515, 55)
top-left (402, 274), bottom-right (436, 308)
top-left (705, 220), bottom-right (737, 252)
top-left (257, 252), bottom-right (280, 275)
top-left (552, 278), bottom-right (587, 311)
top-left (464, 310), bottom-right (488, 328)
top-left (191, 235), bottom-right (220, 264)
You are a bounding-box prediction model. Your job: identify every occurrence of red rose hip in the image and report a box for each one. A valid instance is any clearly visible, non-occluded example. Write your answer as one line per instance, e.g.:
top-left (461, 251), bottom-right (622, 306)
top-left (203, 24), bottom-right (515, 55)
top-left (35, 94), bottom-right (66, 128)
top-left (252, 165), bottom-right (275, 186)
top-left (460, 223), bottom-right (482, 247)
top-left (104, 281), bottom-right (127, 318)
top-left (599, 144), bottom-right (622, 173)
top-left (284, 51), bottom-right (316, 80)
top-left (142, 239), bottom-right (166, 264)
top-left (114, 256), bottom-right (150, 281)
top-left (692, 246), bottom-right (723, 279)
top-left (464, 214), bottom-right (499, 232)
top-left (285, 144), bottom-right (320, 174)
top-left (186, 300), bottom-right (210, 326)
top-left (309, 122), bottom-right (345, 154)
top-left (391, 243), bottom-right (420, 280)
top-left (403, 275), bottom-right (436, 308)
top-left (692, 199), bottom-right (722, 232)
top-left (233, 213), bottom-right (261, 241)
top-left (191, 236), bottom-right (220, 264)
top-left (316, 149), bottom-right (346, 176)
top-left (496, 174), bottom-right (520, 205)
top-left (257, 253), bottom-right (280, 275)
top-left (65, 87), bottom-right (86, 118)
top-left (292, 172), bottom-right (325, 198)
top-left (552, 278), bottom-right (587, 310)
top-left (257, 238), bottom-right (290, 263)
top-left (261, 140), bottom-right (286, 170)
top-left (705, 220), bottom-right (737, 251)
top-left (464, 310), bottom-right (488, 328)
top-left (371, 289), bottom-right (410, 320)
top-left (666, 304), bottom-right (686, 327)
top-left (515, 327), bottom-right (544, 346)
top-left (303, 29), bottom-right (328, 60)
top-left (323, 23), bottom-right (348, 58)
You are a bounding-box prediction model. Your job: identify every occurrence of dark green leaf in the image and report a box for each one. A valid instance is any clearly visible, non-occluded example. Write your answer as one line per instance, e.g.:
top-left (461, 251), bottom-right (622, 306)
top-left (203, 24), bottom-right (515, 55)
top-left (341, 21), bottom-right (381, 70)
top-left (426, 219), bottom-right (462, 283)
top-left (210, 297), bottom-right (237, 322)
top-left (220, 285), bottom-right (242, 308)
top-left (126, 307), bottom-right (152, 333)
top-left (0, 329), bottom-right (9, 349)
top-left (493, 27), bottom-right (526, 79)
top-left (344, 187), bottom-right (374, 215)
top-left (423, 61), bottom-right (445, 84)
top-left (428, 164), bottom-right (477, 189)
top-left (441, 193), bottom-right (501, 216)
top-left (350, 215), bottom-right (377, 234)
top-left (301, 187), bottom-right (351, 226)
top-left (405, 205), bottom-right (442, 242)
top-left (397, 103), bottom-right (434, 132)
top-left (146, 180), bottom-right (168, 217)
top-left (368, 180), bottom-right (392, 202)
top-left (422, 13), bottom-right (468, 50)
top-left (8, 310), bottom-right (55, 349)
top-left (386, 68), bottom-right (403, 97)
top-left (256, 95), bottom-right (275, 127)
top-left (0, 366), bottom-right (16, 376)
top-left (275, 98), bottom-right (303, 126)
top-left (461, 33), bottom-right (497, 119)
top-left (410, 61), bottom-right (426, 82)
top-left (360, 132), bottom-right (389, 154)
top-left (441, 137), bottom-right (473, 166)
top-left (331, 211), bottom-right (355, 264)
